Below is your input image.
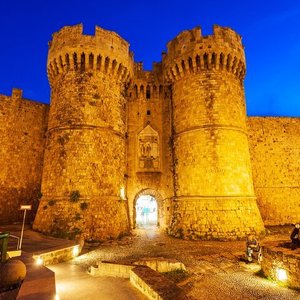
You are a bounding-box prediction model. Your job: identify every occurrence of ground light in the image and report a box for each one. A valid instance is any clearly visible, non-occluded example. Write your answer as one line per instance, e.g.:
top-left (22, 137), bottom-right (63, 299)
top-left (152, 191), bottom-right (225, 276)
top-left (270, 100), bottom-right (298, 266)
top-left (72, 245), bottom-right (80, 257)
top-left (276, 267), bottom-right (288, 282)
top-left (35, 256), bottom-right (43, 266)
top-left (55, 294), bottom-right (60, 300)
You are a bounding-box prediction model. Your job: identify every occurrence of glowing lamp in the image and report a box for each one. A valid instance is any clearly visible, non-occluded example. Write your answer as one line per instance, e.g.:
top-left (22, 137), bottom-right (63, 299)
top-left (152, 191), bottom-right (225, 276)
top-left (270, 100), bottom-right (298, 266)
top-left (72, 245), bottom-right (80, 257)
top-left (120, 187), bottom-right (125, 200)
top-left (276, 268), bottom-right (287, 281)
top-left (36, 256), bottom-right (43, 266)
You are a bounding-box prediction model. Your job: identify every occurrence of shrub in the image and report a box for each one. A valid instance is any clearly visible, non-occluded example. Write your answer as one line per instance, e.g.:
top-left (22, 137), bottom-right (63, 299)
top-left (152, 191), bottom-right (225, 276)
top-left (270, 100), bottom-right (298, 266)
top-left (70, 190), bottom-right (80, 202)
top-left (48, 199), bottom-right (56, 206)
top-left (80, 202), bottom-right (88, 211)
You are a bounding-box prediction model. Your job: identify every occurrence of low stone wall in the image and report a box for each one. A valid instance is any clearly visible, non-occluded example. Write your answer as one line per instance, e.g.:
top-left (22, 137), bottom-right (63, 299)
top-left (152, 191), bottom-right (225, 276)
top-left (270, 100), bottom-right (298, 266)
top-left (130, 266), bottom-right (188, 300)
top-left (89, 261), bottom-right (135, 278)
top-left (89, 258), bottom-right (186, 278)
top-left (134, 257), bottom-right (186, 273)
top-left (261, 241), bottom-right (300, 288)
top-left (89, 259), bottom-right (188, 299)
top-left (32, 244), bottom-right (80, 266)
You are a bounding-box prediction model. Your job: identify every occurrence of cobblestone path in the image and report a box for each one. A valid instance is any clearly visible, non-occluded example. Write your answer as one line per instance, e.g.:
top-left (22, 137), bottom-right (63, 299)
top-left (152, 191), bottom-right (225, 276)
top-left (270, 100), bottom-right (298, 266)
top-left (74, 226), bottom-right (300, 299)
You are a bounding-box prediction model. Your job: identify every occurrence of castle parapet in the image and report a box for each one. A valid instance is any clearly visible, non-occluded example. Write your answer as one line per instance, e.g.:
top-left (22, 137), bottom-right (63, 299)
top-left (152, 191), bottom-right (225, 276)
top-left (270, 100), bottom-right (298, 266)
top-left (47, 24), bottom-right (134, 85)
top-left (163, 25), bottom-right (246, 83)
top-left (12, 88), bottom-right (23, 100)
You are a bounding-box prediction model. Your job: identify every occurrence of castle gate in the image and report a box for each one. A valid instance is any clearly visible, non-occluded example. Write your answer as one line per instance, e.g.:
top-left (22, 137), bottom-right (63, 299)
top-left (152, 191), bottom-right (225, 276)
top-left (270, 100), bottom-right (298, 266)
top-left (133, 189), bottom-right (165, 229)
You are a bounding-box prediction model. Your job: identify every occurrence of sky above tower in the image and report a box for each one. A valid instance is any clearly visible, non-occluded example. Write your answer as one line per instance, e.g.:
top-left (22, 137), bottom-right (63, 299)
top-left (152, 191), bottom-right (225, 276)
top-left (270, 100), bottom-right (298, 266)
top-left (0, 0), bottom-right (299, 116)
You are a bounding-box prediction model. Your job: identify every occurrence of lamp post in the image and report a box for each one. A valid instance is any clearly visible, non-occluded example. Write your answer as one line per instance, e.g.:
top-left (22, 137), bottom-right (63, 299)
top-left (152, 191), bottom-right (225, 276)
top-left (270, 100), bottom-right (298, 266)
top-left (19, 205), bottom-right (32, 250)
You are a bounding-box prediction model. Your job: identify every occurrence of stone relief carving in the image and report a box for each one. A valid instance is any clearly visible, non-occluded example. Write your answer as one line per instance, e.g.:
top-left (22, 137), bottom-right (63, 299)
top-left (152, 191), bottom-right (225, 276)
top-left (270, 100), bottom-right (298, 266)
top-left (137, 125), bottom-right (160, 171)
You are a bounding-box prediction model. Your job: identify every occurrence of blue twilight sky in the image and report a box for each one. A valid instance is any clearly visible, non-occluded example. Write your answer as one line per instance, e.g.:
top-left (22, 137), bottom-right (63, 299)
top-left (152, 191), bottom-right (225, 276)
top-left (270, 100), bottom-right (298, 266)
top-left (0, 0), bottom-right (299, 116)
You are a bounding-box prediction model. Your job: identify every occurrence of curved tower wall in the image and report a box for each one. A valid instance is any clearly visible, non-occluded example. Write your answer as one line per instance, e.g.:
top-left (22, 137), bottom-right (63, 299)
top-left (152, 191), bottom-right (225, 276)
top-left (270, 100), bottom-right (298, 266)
top-left (33, 24), bottom-right (133, 240)
top-left (163, 25), bottom-right (265, 239)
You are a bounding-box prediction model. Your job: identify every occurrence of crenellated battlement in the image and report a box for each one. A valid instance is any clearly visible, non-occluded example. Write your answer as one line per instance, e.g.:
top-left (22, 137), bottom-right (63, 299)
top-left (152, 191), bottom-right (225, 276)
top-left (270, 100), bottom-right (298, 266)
top-left (0, 88), bottom-right (23, 101)
top-left (166, 25), bottom-right (243, 57)
top-left (162, 25), bottom-right (246, 83)
top-left (47, 24), bottom-right (134, 85)
top-left (129, 62), bottom-right (166, 100)
top-left (49, 24), bottom-right (131, 57)
top-left (11, 88), bottom-right (23, 100)
top-left (129, 80), bottom-right (166, 100)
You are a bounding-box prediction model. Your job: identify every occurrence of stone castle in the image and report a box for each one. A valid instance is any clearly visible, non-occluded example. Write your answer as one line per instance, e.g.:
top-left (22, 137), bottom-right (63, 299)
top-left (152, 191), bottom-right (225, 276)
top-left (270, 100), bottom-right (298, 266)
top-left (0, 24), bottom-right (299, 240)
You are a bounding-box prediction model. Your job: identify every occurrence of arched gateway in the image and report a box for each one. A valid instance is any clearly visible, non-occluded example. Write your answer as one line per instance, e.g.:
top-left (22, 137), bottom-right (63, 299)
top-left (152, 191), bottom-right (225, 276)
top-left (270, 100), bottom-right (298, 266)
top-left (133, 189), bottom-right (167, 229)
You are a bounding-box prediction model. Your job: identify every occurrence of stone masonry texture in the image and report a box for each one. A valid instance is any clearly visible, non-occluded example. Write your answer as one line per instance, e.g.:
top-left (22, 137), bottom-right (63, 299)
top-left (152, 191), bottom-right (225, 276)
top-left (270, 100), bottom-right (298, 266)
top-left (32, 24), bottom-right (133, 240)
top-left (0, 89), bottom-right (48, 223)
top-left (247, 117), bottom-right (300, 226)
top-left (162, 25), bottom-right (265, 239)
top-left (0, 24), bottom-right (299, 241)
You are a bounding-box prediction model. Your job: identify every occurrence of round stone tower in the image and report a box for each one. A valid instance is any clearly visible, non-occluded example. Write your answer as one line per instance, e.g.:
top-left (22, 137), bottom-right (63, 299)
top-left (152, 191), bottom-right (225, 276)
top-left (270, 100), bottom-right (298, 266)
top-left (163, 25), bottom-right (265, 239)
top-left (33, 24), bottom-right (133, 240)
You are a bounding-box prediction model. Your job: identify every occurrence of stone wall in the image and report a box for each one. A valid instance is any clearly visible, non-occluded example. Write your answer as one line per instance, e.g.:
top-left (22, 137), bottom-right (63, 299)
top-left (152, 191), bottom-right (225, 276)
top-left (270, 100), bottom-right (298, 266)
top-left (0, 89), bottom-right (48, 223)
top-left (261, 240), bottom-right (300, 289)
top-left (248, 117), bottom-right (300, 225)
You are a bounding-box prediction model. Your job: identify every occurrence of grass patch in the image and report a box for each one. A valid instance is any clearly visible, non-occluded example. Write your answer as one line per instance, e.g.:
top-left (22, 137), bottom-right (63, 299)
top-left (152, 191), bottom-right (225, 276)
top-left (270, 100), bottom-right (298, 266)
top-left (163, 269), bottom-right (189, 283)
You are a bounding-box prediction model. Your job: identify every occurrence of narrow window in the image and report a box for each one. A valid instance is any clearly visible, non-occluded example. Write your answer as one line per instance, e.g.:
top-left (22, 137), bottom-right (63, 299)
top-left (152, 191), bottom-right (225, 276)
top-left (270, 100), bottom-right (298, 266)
top-left (80, 53), bottom-right (85, 72)
top-left (117, 64), bottom-right (123, 77)
top-left (159, 85), bottom-right (163, 97)
top-left (73, 53), bottom-right (78, 71)
top-left (220, 53), bottom-right (224, 70)
top-left (181, 60), bottom-right (186, 74)
top-left (140, 85), bottom-right (144, 97)
top-left (65, 54), bottom-right (70, 70)
top-left (96, 55), bottom-right (101, 70)
top-left (147, 110), bottom-right (151, 115)
top-left (175, 64), bottom-right (180, 76)
top-left (146, 85), bottom-right (151, 99)
top-left (226, 54), bottom-right (232, 71)
top-left (232, 57), bottom-right (238, 72)
top-left (188, 57), bottom-right (193, 72)
top-left (112, 60), bottom-right (117, 73)
top-left (203, 53), bottom-right (208, 69)
top-left (54, 59), bottom-right (59, 74)
top-left (211, 53), bottom-right (216, 68)
top-left (134, 85), bottom-right (138, 98)
top-left (104, 57), bottom-right (110, 73)
top-left (196, 55), bottom-right (200, 70)
top-left (89, 53), bottom-right (94, 69)
top-left (59, 56), bottom-right (64, 70)
top-left (153, 85), bottom-right (157, 98)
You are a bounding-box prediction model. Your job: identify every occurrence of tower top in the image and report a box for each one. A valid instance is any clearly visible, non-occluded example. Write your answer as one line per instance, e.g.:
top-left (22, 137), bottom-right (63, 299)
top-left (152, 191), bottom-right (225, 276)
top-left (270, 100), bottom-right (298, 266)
top-left (49, 24), bottom-right (131, 55)
top-left (162, 25), bottom-right (246, 83)
top-left (47, 24), bottom-right (134, 85)
top-left (165, 25), bottom-right (244, 60)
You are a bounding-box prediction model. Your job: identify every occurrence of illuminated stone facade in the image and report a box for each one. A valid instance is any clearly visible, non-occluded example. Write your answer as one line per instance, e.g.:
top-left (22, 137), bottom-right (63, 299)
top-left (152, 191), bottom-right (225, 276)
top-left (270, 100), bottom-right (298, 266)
top-left (0, 24), bottom-right (299, 240)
